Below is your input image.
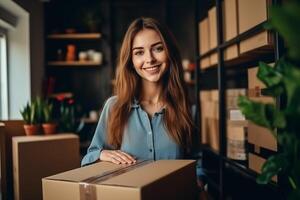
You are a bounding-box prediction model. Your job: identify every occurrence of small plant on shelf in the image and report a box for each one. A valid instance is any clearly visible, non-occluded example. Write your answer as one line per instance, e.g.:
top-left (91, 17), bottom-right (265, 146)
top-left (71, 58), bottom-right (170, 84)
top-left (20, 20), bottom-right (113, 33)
top-left (238, 1), bottom-right (300, 199)
top-left (42, 100), bottom-right (57, 135)
top-left (20, 97), bottom-right (43, 135)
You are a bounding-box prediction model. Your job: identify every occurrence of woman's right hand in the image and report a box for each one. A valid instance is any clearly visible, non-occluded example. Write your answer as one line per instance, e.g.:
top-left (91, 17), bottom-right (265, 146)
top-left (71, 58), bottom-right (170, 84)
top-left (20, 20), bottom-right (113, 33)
top-left (100, 150), bottom-right (136, 165)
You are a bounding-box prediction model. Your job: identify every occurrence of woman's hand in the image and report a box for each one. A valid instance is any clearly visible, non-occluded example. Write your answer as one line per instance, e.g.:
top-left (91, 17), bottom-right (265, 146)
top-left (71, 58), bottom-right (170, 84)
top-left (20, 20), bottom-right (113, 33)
top-left (100, 150), bottom-right (136, 164)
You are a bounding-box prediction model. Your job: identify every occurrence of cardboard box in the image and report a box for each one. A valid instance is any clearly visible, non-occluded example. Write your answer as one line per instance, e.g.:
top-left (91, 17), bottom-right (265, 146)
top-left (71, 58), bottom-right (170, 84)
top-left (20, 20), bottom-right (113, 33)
top-left (224, 45), bottom-right (239, 61)
top-left (247, 66), bottom-right (275, 104)
top-left (223, 0), bottom-right (238, 41)
top-left (199, 17), bottom-right (210, 55)
top-left (42, 160), bottom-right (197, 200)
top-left (13, 134), bottom-right (80, 200)
top-left (210, 52), bottom-right (218, 66)
top-left (238, 0), bottom-right (268, 34)
top-left (240, 31), bottom-right (272, 54)
top-left (200, 56), bottom-right (210, 70)
top-left (248, 153), bottom-right (277, 182)
top-left (227, 121), bottom-right (247, 160)
top-left (208, 6), bottom-right (217, 49)
top-left (248, 122), bottom-right (277, 152)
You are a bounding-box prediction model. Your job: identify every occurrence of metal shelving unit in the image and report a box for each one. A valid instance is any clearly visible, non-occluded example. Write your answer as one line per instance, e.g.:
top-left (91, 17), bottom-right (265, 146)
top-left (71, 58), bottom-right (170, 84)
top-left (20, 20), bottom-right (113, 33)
top-left (195, 0), bottom-right (284, 199)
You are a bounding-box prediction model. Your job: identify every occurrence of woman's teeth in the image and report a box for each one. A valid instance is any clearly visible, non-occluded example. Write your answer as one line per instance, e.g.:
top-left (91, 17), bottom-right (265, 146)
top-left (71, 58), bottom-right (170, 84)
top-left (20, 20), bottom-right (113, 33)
top-left (144, 65), bottom-right (160, 71)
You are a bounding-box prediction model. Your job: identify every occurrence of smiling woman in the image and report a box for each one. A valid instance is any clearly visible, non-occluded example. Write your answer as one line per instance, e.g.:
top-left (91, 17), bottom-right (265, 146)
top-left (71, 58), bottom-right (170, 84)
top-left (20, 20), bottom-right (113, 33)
top-left (81, 17), bottom-right (205, 192)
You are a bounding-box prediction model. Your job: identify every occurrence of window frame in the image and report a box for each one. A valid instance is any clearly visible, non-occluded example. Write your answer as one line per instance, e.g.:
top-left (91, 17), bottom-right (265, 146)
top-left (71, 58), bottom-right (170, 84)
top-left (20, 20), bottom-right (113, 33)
top-left (0, 27), bottom-right (9, 119)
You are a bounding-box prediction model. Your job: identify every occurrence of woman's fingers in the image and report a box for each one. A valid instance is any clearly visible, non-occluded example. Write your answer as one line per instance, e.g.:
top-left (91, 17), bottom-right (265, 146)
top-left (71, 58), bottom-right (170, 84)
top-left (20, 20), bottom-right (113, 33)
top-left (117, 150), bottom-right (136, 163)
top-left (100, 150), bottom-right (136, 164)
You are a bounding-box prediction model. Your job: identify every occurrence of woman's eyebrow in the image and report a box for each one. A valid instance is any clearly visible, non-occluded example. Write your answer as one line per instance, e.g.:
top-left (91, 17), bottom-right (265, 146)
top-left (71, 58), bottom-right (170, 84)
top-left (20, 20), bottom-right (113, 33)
top-left (132, 41), bottom-right (163, 51)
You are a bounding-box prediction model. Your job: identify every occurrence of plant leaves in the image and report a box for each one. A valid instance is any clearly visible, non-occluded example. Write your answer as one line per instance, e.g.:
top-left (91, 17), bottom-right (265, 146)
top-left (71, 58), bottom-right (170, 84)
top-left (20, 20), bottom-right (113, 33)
top-left (238, 96), bottom-right (286, 129)
top-left (258, 62), bottom-right (283, 87)
top-left (257, 154), bottom-right (288, 184)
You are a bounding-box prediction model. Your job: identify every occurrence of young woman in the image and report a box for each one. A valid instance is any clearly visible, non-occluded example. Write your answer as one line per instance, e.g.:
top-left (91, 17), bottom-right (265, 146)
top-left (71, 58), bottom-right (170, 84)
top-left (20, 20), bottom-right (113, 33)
top-left (81, 17), bottom-right (205, 189)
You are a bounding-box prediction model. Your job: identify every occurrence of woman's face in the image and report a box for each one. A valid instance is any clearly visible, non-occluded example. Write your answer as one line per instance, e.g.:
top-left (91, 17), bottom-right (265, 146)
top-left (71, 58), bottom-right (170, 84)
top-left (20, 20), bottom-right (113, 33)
top-left (131, 28), bottom-right (168, 83)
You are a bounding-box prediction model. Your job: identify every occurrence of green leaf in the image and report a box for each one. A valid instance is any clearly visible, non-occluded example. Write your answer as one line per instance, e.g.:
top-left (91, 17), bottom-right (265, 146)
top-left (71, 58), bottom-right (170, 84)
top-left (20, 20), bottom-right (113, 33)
top-left (258, 62), bottom-right (283, 88)
top-left (238, 96), bottom-right (271, 128)
top-left (257, 154), bottom-right (288, 184)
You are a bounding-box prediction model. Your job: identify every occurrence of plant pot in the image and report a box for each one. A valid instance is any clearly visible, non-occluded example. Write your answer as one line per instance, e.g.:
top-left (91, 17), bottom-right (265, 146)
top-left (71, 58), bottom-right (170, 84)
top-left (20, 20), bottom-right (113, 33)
top-left (42, 123), bottom-right (57, 135)
top-left (23, 124), bottom-right (40, 136)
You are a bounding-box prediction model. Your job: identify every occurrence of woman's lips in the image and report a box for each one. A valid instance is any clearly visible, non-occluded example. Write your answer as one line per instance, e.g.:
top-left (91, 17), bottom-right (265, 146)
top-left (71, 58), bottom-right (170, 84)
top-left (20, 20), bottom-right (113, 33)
top-left (143, 64), bottom-right (161, 73)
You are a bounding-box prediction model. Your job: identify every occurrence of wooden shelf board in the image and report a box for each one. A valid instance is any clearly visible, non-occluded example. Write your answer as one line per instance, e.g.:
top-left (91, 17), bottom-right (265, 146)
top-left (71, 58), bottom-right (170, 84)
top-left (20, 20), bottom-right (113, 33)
top-left (47, 33), bottom-right (102, 39)
top-left (48, 61), bottom-right (101, 66)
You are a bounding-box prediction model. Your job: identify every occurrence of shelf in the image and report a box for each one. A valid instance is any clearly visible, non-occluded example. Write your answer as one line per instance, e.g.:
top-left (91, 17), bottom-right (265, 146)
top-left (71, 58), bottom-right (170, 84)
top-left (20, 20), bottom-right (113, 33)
top-left (47, 33), bottom-right (102, 40)
top-left (47, 61), bottom-right (102, 66)
top-left (81, 118), bottom-right (98, 124)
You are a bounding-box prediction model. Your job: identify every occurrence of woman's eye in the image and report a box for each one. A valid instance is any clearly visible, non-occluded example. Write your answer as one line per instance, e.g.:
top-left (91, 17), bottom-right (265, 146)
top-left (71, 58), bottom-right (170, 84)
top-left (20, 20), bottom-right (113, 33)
top-left (134, 51), bottom-right (144, 56)
top-left (153, 46), bottom-right (164, 52)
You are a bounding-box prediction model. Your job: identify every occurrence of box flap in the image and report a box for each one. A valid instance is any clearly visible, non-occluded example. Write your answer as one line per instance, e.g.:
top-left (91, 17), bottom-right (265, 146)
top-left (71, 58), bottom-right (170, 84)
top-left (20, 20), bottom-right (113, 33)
top-left (44, 161), bottom-right (123, 182)
top-left (12, 134), bottom-right (78, 143)
top-left (100, 160), bottom-right (196, 188)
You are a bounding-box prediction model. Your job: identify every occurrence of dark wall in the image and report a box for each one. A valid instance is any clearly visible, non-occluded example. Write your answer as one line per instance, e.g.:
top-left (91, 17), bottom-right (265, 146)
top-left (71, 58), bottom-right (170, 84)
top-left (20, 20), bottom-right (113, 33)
top-left (13, 0), bottom-right (45, 98)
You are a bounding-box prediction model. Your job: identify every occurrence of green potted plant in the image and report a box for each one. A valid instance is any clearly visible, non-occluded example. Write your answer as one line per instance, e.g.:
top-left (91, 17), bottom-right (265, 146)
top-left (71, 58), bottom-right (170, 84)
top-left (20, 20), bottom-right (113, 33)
top-left (59, 103), bottom-right (76, 132)
top-left (42, 100), bottom-right (57, 135)
top-left (238, 1), bottom-right (300, 199)
top-left (20, 98), bottom-right (42, 135)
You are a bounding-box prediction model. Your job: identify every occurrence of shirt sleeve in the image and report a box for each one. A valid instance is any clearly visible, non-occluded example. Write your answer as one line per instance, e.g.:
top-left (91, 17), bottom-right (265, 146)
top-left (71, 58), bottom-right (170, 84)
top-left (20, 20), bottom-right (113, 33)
top-left (81, 96), bottom-right (116, 166)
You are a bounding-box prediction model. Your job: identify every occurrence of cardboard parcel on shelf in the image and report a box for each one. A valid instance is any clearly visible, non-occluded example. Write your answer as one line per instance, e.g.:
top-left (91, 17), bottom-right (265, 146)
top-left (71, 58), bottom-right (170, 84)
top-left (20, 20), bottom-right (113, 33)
top-left (42, 159), bottom-right (197, 200)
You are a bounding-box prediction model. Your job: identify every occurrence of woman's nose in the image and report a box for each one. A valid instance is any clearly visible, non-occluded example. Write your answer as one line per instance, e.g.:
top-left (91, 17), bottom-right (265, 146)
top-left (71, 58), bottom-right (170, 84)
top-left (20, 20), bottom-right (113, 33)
top-left (145, 51), bottom-right (156, 64)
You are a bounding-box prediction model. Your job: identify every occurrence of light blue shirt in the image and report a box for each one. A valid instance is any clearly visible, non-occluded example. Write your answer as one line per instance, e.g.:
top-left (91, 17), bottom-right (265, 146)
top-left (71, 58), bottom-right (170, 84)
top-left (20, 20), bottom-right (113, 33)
top-left (81, 96), bottom-right (205, 180)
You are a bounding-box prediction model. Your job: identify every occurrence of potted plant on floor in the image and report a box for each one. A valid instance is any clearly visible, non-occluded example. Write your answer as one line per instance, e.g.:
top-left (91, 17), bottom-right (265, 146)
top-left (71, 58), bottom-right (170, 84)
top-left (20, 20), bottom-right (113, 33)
top-left (20, 98), bottom-right (41, 135)
top-left (42, 100), bottom-right (57, 135)
top-left (238, 1), bottom-right (300, 199)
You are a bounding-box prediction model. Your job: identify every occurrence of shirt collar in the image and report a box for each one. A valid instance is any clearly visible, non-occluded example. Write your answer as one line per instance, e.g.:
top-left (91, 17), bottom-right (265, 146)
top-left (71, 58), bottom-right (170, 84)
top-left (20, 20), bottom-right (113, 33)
top-left (131, 98), bottom-right (166, 114)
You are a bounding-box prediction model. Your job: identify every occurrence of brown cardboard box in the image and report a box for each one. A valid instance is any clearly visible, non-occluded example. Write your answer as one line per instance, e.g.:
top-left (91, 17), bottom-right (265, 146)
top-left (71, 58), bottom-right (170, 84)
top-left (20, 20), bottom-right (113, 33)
top-left (223, 0), bottom-right (239, 60)
top-left (224, 45), bottom-right (239, 61)
top-left (247, 66), bottom-right (275, 104)
top-left (208, 6), bottom-right (217, 49)
top-left (200, 56), bottom-right (210, 70)
top-left (210, 52), bottom-right (218, 66)
top-left (238, 0), bottom-right (268, 34)
top-left (227, 120), bottom-right (247, 160)
top-left (42, 160), bottom-right (197, 200)
top-left (248, 153), bottom-right (277, 182)
top-left (13, 134), bottom-right (80, 200)
top-left (248, 122), bottom-right (277, 152)
top-left (223, 0), bottom-right (238, 40)
top-left (240, 31), bottom-right (272, 54)
top-left (199, 17), bottom-right (210, 55)
top-left (200, 90), bottom-right (219, 152)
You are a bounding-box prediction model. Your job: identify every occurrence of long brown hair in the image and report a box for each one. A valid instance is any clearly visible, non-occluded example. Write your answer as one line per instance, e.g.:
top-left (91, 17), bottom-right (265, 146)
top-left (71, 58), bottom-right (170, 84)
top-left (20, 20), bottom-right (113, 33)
top-left (107, 17), bottom-right (193, 152)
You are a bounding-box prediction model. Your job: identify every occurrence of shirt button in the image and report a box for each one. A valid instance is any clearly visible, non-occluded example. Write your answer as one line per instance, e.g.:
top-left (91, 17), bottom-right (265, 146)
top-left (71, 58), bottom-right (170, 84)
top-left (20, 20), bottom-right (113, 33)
top-left (149, 149), bottom-right (153, 152)
top-left (148, 131), bottom-right (152, 135)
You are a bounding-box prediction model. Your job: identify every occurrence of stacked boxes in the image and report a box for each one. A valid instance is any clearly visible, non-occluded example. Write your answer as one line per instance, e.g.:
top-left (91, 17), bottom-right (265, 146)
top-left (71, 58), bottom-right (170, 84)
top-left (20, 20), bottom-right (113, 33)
top-left (238, 0), bottom-right (272, 53)
top-left (200, 90), bottom-right (219, 152)
top-left (208, 6), bottom-right (218, 66)
top-left (199, 17), bottom-right (210, 69)
top-left (247, 66), bottom-right (277, 181)
top-left (198, 0), bottom-right (272, 69)
top-left (226, 89), bottom-right (247, 161)
top-left (223, 0), bottom-right (239, 60)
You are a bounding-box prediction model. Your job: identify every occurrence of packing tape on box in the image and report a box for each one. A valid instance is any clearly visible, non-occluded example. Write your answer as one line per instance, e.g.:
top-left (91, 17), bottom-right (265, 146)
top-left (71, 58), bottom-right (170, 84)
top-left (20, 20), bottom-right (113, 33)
top-left (79, 160), bottom-right (153, 200)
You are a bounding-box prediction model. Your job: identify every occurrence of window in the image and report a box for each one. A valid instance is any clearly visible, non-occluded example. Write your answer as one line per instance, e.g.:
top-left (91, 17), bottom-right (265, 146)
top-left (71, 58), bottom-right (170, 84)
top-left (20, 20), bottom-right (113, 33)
top-left (0, 29), bottom-right (8, 119)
